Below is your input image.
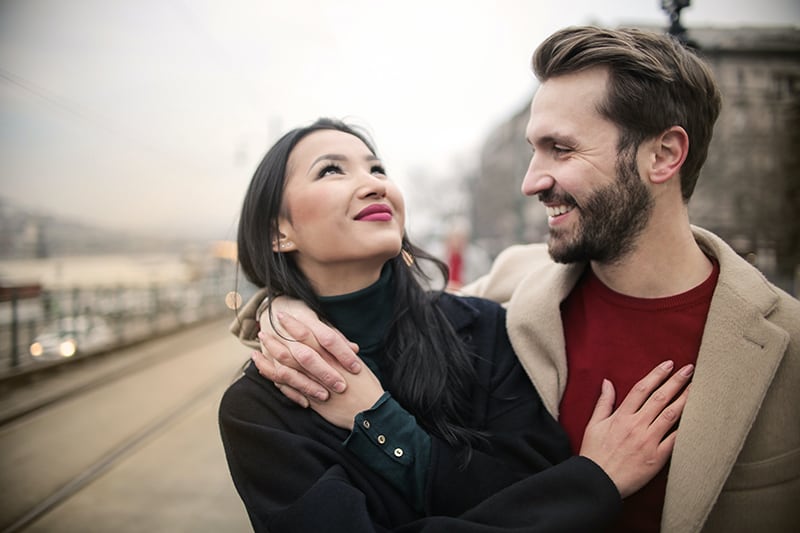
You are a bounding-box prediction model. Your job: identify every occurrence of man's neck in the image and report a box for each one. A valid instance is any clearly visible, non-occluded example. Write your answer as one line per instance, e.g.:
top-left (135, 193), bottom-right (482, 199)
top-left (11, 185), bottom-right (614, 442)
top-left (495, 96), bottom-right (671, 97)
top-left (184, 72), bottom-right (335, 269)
top-left (590, 222), bottom-right (713, 298)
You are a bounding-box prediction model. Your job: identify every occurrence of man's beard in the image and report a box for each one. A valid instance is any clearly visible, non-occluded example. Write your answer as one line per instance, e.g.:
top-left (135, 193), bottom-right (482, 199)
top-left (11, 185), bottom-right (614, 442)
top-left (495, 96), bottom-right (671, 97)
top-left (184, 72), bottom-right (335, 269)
top-left (543, 151), bottom-right (654, 265)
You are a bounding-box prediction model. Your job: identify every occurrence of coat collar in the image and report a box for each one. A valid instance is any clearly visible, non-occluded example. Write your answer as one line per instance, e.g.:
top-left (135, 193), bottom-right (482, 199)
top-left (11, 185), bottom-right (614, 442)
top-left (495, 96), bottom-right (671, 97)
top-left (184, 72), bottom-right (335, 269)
top-left (435, 293), bottom-right (482, 332)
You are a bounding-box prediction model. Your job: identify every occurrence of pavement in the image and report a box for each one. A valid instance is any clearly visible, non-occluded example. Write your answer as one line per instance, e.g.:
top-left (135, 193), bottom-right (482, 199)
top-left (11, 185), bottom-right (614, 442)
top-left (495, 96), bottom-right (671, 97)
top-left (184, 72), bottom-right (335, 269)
top-left (0, 317), bottom-right (254, 533)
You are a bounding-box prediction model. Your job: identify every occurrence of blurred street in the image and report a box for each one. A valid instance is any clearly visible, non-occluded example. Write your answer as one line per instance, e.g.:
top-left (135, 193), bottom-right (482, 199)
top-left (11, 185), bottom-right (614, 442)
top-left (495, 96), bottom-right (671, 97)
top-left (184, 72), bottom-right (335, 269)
top-left (0, 318), bottom-right (252, 532)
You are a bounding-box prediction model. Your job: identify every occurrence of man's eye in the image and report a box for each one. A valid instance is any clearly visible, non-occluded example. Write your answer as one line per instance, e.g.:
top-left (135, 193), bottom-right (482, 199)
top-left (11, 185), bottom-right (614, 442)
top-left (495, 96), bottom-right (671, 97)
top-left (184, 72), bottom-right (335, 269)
top-left (553, 145), bottom-right (570, 154)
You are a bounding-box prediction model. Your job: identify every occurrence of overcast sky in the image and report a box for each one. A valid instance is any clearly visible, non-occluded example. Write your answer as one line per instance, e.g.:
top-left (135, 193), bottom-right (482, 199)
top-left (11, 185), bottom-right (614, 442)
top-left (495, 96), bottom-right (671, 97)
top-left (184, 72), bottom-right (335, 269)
top-left (1, 0), bottom-right (798, 242)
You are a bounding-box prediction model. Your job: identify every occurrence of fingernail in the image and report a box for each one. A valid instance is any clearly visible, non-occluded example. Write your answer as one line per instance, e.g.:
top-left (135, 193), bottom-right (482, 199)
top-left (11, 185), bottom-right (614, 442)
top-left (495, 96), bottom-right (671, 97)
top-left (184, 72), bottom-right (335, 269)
top-left (349, 361), bottom-right (361, 372)
top-left (314, 391), bottom-right (328, 401)
top-left (332, 381), bottom-right (346, 393)
top-left (680, 364), bottom-right (695, 376)
top-left (660, 360), bottom-right (674, 371)
top-left (276, 311), bottom-right (285, 320)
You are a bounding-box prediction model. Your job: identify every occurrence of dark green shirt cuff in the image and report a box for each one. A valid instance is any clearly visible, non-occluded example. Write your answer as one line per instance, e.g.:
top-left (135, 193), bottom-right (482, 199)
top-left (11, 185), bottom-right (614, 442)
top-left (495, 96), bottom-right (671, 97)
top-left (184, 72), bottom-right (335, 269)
top-left (344, 392), bottom-right (431, 512)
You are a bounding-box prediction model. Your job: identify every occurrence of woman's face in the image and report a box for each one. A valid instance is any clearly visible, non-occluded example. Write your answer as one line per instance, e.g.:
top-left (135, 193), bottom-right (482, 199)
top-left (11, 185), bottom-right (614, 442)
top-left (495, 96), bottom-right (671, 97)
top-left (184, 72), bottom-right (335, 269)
top-left (277, 129), bottom-right (406, 295)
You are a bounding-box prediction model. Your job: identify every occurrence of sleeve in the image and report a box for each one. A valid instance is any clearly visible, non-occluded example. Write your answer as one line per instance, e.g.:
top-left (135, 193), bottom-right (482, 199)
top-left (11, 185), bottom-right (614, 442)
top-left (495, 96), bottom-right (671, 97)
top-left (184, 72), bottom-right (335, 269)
top-left (264, 457), bottom-right (618, 533)
top-left (344, 392), bottom-right (431, 512)
top-left (218, 375), bottom-right (399, 533)
top-left (260, 458), bottom-right (617, 533)
top-left (395, 457), bottom-right (621, 532)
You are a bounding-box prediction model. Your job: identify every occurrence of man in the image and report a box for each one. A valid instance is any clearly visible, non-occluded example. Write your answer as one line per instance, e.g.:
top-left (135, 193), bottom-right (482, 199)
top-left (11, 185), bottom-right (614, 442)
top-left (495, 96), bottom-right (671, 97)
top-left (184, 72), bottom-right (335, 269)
top-left (232, 26), bottom-right (799, 532)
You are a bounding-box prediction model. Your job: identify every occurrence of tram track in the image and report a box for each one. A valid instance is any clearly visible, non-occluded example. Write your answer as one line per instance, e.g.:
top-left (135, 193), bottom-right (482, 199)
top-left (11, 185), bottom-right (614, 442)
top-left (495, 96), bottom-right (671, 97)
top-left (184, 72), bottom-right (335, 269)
top-left (2, 371), bottom-right (230, 533)
top-left (0, 318), bottom-right (247, 532)
top-left (0, 317), bottom-right (232, 429)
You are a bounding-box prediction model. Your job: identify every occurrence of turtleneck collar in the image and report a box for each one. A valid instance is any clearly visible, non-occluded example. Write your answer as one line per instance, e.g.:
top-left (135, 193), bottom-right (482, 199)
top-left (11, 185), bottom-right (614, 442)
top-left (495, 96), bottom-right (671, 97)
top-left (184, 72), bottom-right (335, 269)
top-left (318, 263), bottom-right (395, 358)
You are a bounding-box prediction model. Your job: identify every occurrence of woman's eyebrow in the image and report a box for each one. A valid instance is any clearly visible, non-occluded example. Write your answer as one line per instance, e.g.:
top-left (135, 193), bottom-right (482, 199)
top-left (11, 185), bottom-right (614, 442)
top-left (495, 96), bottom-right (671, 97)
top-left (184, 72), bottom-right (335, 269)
top-left (307, 153), bottom-right (345, 174)
top-left (307, 153), bottom-right (381, 174)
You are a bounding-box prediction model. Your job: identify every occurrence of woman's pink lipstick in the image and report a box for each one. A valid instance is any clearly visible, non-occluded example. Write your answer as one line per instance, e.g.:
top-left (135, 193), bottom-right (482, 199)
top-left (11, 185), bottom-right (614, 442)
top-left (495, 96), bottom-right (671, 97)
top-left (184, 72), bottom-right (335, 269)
top-left (355, 204), bottom-right (393, 222)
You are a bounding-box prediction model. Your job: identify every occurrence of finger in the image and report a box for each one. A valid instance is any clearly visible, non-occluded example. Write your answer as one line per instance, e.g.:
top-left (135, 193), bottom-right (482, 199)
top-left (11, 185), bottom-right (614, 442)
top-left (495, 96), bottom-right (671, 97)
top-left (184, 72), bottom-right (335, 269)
top-left (275, 383), bottom-right (310, 409)
top-left (250, 351), bottom-right (314, 400)
top-left (647, 430), bottom-right (679, 473)
top-left (260, 332), bottom-right (302, 372)
top-left (616, 360), bottom-right (675, 414)
top-left (280, 312), bottom-right (362, 373)
top-left (637, 364), bottom-right (694, 422)
top-left (326, 325), bottom-right (361, 367)
top-left (262, 330), bottom-right (347, 395)
top-left (647, 383), bottom-right (691, 439)
top-left (656, 423), bottom-right (679, 457)
top-left (250, 350), bottom-right (278, 381)
top-left (268, 356), bottom-right (331, 402)
top-left (587, 379), bottom-right (616, 426)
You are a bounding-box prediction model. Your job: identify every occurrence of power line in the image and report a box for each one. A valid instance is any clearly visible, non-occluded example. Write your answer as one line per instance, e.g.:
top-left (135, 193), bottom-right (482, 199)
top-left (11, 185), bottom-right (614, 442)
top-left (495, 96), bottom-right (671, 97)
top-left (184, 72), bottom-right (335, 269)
top-left (0, 66), bottom-right (219, 179)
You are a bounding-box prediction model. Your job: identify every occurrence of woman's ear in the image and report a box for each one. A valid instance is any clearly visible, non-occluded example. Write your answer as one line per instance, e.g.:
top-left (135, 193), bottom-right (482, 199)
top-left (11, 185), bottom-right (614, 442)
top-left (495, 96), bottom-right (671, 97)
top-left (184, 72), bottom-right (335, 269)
top-left (272, 222), bottom-right (296, 253)
top-left (272, 238), bottom-right (295, 253)
top-left (649, 126), bottom-right (689, 185)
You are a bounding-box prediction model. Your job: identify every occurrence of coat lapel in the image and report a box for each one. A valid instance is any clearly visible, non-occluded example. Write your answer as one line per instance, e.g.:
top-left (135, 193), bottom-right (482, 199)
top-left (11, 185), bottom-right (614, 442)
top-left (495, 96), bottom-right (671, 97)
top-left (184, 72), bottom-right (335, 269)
top-left (506, 260), bottom-right (584, 418)
top-left (661, 231), bottom-right (789, 532)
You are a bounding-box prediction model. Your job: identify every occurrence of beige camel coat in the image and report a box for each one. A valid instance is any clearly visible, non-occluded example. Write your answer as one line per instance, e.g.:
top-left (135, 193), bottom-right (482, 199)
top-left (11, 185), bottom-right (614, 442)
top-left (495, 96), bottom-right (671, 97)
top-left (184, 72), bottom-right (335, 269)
top-left (464, 226), bottom-right (800, 532)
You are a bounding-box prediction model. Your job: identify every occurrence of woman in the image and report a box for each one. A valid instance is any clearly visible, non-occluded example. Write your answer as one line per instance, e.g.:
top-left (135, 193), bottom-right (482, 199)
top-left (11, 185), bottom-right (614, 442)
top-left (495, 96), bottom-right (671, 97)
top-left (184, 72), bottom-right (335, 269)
top-left (219, 118), bottom-right (691, 532)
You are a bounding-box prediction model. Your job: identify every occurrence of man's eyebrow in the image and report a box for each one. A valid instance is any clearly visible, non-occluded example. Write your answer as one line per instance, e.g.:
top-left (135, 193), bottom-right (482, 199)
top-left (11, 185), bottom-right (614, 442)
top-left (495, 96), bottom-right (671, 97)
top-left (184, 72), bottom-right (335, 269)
top-left (528, 133), bottom-right (578, 147)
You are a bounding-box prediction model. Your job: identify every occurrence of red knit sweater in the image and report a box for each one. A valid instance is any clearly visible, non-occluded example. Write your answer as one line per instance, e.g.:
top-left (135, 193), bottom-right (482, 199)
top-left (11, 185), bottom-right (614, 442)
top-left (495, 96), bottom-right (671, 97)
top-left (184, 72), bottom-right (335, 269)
top-left (559, 262), bottom-right (719, 532)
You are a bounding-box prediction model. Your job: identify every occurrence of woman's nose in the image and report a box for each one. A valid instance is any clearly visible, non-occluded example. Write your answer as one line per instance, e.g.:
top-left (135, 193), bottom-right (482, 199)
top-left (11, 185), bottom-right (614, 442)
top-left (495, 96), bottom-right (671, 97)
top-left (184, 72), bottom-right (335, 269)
top-left (359, 173), bottom-right (387, 198)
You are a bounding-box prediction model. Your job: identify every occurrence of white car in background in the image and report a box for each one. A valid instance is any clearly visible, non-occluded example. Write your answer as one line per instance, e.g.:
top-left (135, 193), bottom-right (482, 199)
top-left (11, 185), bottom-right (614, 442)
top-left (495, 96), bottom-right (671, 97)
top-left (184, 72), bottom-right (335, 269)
top-left (29, 315), bottom-right (115, 361)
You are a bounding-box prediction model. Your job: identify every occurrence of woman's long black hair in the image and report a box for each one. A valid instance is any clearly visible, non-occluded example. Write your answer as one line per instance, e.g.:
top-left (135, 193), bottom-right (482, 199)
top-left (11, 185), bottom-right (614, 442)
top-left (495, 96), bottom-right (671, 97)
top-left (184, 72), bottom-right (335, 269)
top-left (237, 118), bottom-right (481, 449)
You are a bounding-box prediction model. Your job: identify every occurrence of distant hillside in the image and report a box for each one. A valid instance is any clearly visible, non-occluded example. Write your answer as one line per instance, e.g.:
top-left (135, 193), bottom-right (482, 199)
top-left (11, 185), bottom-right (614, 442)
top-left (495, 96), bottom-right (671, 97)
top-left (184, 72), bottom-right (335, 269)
top-left (0, 198), bottom-right (205, 259)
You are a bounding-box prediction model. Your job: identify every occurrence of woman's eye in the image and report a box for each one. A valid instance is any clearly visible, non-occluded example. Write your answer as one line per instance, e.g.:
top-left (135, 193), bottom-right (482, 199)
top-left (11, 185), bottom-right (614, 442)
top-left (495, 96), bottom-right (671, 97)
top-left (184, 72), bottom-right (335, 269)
top-left (371, 165), bottom-right (387, 176)
top-left (319, 164), bottom-right (342, 177)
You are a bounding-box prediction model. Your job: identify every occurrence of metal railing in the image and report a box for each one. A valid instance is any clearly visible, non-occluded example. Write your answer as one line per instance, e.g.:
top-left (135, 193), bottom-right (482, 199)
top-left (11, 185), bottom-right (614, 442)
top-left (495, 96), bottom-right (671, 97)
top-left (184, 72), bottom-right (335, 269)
top-left (0, 276), bottom-right (234, 377)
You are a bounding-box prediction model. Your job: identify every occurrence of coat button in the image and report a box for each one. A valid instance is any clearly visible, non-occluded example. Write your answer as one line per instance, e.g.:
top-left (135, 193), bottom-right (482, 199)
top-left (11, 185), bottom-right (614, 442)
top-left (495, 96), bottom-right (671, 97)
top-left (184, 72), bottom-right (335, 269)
top-left (362, 420), bottom-right (370, 429)
top-left (377, 435), bottom-right (386, 444)
top-left (394, 448), bottom-right (404, 457)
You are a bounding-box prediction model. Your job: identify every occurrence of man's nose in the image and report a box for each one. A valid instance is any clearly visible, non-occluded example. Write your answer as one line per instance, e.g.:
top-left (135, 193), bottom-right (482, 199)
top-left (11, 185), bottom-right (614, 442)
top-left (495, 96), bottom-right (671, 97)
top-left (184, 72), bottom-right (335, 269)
top-left (521, 155), bottom-right (555, 197)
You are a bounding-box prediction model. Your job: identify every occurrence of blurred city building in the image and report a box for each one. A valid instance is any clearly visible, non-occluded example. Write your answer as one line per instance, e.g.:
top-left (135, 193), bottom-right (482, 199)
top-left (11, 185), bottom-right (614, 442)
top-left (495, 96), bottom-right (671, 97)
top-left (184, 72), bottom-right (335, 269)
top-left (0, 201), bottom-right (249, 375)
top-left (470, 25), bottom-right (800, 295)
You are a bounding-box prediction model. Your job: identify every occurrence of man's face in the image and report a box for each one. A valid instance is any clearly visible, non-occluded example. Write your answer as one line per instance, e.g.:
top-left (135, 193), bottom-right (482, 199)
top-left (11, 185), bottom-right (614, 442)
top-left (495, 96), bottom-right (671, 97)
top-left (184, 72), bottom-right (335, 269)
top-left (522, 67), bottom-right (653, 264)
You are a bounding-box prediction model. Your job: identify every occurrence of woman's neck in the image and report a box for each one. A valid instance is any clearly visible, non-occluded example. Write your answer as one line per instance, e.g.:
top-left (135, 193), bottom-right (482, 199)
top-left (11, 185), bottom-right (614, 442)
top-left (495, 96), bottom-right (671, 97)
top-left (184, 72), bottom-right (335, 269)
top-left (301, 259), bottom-right (387, 297)
top-left (317, 263), bottom-right (395, 355)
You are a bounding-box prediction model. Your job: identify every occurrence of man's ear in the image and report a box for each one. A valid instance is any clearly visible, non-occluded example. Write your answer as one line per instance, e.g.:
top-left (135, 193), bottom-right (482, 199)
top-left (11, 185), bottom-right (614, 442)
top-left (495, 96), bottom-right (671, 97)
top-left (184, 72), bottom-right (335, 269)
top-left (649, 126), bottom-right (689, 185)
top-left (271, 220), bottom-right (296, 253)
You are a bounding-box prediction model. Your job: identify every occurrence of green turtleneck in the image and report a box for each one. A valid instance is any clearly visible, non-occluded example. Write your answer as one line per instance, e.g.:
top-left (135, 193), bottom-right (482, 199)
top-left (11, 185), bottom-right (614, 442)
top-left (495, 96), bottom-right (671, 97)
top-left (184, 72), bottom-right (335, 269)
top-left (319, 264), bottom-right (431, 513)
top-left (318, 263), bottom-right (395, 379)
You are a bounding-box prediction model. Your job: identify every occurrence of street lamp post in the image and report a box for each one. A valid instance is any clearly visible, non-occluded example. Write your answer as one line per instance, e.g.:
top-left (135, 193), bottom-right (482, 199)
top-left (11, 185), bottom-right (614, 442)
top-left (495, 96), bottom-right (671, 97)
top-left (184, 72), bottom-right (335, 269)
top-left (661, 0), bottom-right (693, 45)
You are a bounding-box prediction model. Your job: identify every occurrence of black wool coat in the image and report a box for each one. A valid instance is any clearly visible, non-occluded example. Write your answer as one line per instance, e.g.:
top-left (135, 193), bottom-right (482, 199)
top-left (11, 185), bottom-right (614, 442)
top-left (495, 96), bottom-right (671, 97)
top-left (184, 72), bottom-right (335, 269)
top-left (219, 293), bottom-right (620, 532)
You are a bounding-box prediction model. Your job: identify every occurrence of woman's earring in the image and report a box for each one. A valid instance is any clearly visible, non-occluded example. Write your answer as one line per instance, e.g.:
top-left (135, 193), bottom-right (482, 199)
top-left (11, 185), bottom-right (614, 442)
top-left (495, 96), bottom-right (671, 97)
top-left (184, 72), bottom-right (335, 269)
top-left (401, 248), bottom-right (414, 266)
top-left (279, 241), bottom-right (293, 251)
